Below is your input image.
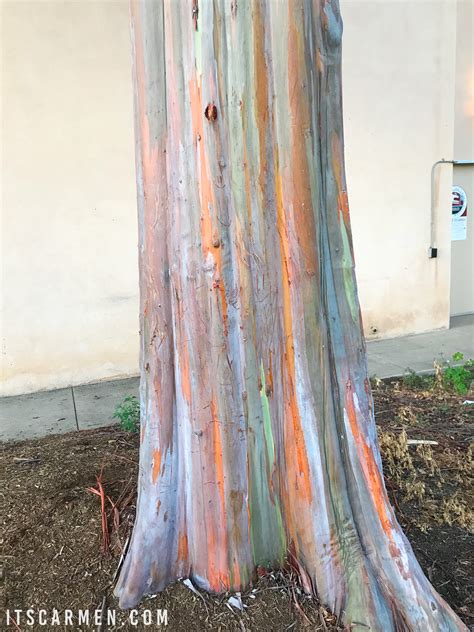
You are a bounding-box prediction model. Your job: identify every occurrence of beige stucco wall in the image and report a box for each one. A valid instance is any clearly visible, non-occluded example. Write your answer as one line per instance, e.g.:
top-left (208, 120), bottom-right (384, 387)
top-left (342, 0), bottom-right (457, 339)
top-left (1, 1), bottom-right (139, 396)
top-left (0, 0), bottom-right (461, 395)
top-left (450, 0), bottom-right (474, 315)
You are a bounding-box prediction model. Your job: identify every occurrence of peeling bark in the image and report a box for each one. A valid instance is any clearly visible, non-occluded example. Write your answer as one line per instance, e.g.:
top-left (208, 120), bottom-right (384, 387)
top-left (115, 1), bottom-right (467, 630)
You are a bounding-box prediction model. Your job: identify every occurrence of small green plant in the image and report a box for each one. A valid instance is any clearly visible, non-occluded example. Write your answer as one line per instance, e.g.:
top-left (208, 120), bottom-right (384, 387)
top-left (402, 369), bottom-right (433, 390)
top-left (402, 352), bottom-right (473, 395)
top-left (113, 395), bottom-right (140, 432)
top-left (442, 352), bottom-right (473, 395)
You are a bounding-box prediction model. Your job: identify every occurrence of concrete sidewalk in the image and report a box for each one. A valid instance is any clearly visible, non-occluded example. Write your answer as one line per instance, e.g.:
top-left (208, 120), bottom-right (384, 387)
top-left (367, 314), bottom-right (473, 378)
top-left (1, 315), bottom-right (472, 442)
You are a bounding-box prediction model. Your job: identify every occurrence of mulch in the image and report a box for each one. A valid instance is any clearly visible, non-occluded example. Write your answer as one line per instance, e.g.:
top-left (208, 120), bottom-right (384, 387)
top-left (0, 380), bottom-right (472, 630)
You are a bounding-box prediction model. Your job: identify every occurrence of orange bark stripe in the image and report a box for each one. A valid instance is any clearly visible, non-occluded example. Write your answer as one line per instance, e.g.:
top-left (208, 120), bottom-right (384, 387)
top-left (331, 132), bottom-right (343, 196)
top-left (338, 190), bottom-right (350, 226)
top-left (345, 382), bottom-right (392, 537)
top-left (180, 350), bottom-right (192, 403)
top-left (275, 171), bottom-right (312, 503)
top-left (211, 398), bottom-right (226, 519)
top-left (267, 350), bottom-right (274, 394)
top-left (189, 75), bottom-right (216, 257)
top-left (218, 279), bottom-right (229, 337)
top-left (151, 448), bottom-right (162, 485)
top-left (253, 2), bottom-right (269, 201)
top-left (177, 532), bottom-right (188, 562)
top-left (175, 287), bottom-right (192, 404)
top-left (232, 557), bottom-right (241, 588)
top-left (288, 16), bottom-right (318, 276)
top-left (204, 397), bottom-right (229, 589)
top-left (331, 132), bottom-right (350, 225)
top-left (189, 74), bottom-right (228, 336)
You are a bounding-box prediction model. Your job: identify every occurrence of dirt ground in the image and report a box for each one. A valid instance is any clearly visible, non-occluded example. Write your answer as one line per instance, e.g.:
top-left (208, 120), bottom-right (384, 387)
top-left (1, 379), bottom-right (472, 631)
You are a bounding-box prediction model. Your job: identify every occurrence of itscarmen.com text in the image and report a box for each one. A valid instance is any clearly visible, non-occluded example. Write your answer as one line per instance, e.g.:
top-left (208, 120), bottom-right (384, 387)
top-left (4, 608), bottom-right (168, 627)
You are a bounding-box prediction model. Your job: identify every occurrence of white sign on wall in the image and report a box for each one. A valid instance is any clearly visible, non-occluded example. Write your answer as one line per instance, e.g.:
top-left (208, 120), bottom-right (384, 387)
top-left (452, 185), bottom-right (468, 241)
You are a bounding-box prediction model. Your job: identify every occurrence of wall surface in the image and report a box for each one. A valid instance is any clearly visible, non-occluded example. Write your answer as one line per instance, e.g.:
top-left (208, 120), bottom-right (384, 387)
top-left (1, 1), bottom-right (139, 396)
top-left (341, 0), bottom-right (457, 339)
top-left (450, 0), bottom-right (474, 315)
top-left (0, 0), bottom-right (460, 395)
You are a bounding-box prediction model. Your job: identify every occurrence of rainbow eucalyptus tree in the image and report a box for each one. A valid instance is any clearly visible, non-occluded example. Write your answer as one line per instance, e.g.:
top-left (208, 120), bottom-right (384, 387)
top-left (115, 1), bottom-right (466, 630)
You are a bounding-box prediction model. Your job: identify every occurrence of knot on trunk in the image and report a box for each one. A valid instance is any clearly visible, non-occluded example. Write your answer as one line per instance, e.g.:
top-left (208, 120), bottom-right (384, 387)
top-left (204, 103), bottom-right (218, 121)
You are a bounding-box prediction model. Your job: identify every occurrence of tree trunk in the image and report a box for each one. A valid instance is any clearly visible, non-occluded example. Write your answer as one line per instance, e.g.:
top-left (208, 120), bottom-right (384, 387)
top-left (115, 1), bottom-right (466, 629)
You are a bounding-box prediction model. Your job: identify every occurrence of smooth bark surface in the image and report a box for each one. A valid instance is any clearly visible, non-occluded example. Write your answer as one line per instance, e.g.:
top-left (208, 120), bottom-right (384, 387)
top-left (115, 1), bottom-right (466, 630)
